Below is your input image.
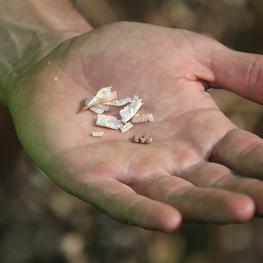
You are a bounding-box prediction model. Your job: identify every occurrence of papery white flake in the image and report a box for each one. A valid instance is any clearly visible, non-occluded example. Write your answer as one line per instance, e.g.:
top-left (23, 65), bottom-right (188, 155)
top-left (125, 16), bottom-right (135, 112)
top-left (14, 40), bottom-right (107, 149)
top-left (80, 87), bottom-right (154, 138)
top-left (85, 96), bottom-right (95, 105)
top-left (132, 113), bottom-right (154, 123)
top-left (80, 87), bottom-right (117, 112)
top-left (96, 115), bottom-right (123, 130)
top-left (105, 97), bottom-right (133, 107)
top-left (87, 87), bottom-right (115, 106)
top-left (90, 104), bottom-right (110, 114)
top-left (120, 96), bottom-right (143, 123)
top-left (92, 132), bottom-right (104, 137)
top-left (90, 86), bottom-right (112, 104)
top-left (120, 122), bottom-right (133, 133)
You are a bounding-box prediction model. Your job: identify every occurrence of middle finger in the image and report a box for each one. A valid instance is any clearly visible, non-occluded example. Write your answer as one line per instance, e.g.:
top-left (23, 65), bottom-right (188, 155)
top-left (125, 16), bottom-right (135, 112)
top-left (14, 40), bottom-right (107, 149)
top-left (181, 161), bottom-right (263, 215)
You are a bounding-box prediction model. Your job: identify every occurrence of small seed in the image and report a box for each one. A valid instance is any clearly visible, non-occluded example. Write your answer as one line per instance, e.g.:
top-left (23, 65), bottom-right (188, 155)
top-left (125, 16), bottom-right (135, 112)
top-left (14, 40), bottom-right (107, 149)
top-left (139, 137), bottom-right (146, 144)
top-left (133, 135), bottom-right (140, 143)
top-left (146, 137), bottom-right (153, 144)
top-left (142, 133), bottom-right (150, 139)
top-left (133, 133), bottom-right (153, 144)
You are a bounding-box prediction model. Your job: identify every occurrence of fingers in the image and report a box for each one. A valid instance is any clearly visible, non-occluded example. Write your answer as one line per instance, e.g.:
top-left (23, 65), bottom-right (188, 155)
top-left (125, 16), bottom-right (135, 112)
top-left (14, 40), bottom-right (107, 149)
top-left (182, 162), bottom-right (263, 215)
top-left (212, 129), bottom-right (263, 179)
top-left (133, 173), bottom-right (254, 223)
top-left (75, 177), bottom-right (182, 233)
top-left (207, 44), bottom-right (263, 103)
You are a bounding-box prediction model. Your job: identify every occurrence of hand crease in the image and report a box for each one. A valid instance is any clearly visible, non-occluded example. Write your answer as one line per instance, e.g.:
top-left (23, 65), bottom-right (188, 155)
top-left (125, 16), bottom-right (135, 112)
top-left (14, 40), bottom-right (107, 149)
top-left (247, 55), bottom-right (261, 100)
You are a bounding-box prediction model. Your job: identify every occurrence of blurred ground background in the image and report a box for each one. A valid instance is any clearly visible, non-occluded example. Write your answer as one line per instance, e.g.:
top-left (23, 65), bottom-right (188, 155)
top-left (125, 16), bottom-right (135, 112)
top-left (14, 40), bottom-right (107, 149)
top-left (1, 0), bottom-right (263, 262)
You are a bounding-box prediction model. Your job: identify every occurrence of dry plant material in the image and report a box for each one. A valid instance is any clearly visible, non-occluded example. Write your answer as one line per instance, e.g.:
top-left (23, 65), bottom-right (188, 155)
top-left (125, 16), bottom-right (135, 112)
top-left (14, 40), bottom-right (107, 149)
top-left (92, 132), bottom-right (104, 137)
top-left (89, 104), bottom-right (110, 115)
top-left (96, 115), bottom-right (122, 130)
top-left (80, 87), bottom-right (117, 112)
top-left (120, 96), bottom-right (143, 123)
top-left (120, 122), bottom-right (133, 133)
top-left (104, 97), bottom-right (133, 107)
top-left (87, 91), bottom-right (117, 109)
top-left (80, 87), bottom-right (154, 140)
top-left (132, 113), bottom-right (154, 123)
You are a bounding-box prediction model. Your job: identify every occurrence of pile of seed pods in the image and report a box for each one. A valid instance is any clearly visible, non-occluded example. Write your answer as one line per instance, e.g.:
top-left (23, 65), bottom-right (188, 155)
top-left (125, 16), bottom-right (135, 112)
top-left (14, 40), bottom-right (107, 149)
top-left (80, 86), bottom-right (154, 144)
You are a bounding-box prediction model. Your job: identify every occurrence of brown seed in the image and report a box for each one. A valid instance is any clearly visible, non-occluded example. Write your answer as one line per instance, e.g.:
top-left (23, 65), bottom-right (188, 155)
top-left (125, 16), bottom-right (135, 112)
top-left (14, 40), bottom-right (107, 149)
top-left (139, 137), bottom-right (146, 144)
top-left (146, 137), bottom-right (153, 144)
top-left (141, 133), bottom-right (150, 139)
top-left (133, 133), bottom-right (153, 144)
top-left (133, 135), bottom-right (140, 143)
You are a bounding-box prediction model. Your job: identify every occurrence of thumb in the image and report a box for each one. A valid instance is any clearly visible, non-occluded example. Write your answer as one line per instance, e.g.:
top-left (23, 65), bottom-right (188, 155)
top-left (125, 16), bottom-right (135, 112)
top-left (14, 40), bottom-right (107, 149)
top-left (208, 45), bottom-right (263, 103)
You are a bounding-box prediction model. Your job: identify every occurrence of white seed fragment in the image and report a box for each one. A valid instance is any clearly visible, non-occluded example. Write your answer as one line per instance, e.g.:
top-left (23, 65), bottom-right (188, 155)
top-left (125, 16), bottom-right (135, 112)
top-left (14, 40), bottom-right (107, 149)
top-left (89, 104), bottom-right (110, 114)
top-left (120, 122), bottom-right (133, 133)
top-left (79, 87), bottom-right (155, 137)
top-left (96, 115), bottom-right (123, 130)
top-left (85, 96), bottom-right (94, 105)
top-left (81, 92), bottom-right (117, 112)
top-left (93, 86), bottom-right (112, 99)
top-left (92, 132), bottom-right (104, 137)
top-left (120, 96), bottom-right (143, 123)
top-left (87, 91), bottom-right (117, 109)
top-left (105, 97), bottom-right (133, 107)
top-left (54, 77), bottom-right (58, 81)
top-left (132, 113), bottom-right (154, 123)
top-left (80, 87), bottom-right (117, 112)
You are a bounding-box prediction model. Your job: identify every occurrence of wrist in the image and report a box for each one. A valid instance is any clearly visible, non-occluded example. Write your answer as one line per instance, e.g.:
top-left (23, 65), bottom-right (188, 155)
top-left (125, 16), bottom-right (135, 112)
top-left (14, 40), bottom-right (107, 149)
top-left (0, 0), bottom-right (93, 106)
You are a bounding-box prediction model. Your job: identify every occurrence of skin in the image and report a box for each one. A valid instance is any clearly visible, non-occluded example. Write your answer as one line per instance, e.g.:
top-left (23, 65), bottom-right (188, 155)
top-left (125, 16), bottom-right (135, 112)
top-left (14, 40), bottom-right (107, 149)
top-left (5, 21), bottom-right (263, 233)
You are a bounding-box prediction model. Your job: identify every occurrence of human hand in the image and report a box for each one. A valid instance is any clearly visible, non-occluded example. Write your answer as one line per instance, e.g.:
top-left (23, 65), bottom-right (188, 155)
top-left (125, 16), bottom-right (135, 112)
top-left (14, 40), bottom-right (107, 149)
top-left (8, 22), bottom-right (263, 232)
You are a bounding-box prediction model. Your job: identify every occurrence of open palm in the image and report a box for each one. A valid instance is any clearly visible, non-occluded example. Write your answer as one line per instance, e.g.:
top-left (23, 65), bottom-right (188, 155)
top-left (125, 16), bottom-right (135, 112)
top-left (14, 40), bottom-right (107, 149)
top-left (9, 22), bottom-right (263, 232)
